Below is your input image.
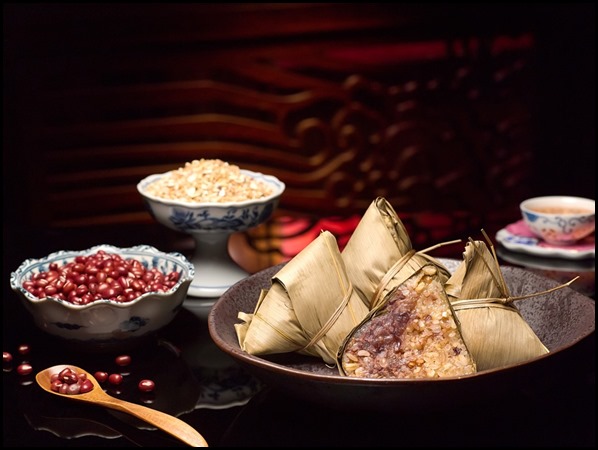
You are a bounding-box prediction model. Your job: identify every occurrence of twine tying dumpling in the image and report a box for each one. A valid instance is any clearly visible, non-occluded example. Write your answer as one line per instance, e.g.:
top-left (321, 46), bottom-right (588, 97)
top-left (300, 282), bottom-right (355, 354)
top-left (369, 250), bottom-right (416, 310)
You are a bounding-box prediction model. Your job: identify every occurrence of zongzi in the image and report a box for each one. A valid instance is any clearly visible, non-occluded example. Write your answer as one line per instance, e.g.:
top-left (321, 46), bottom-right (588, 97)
top-left (235, 230), bottom-right (369, 364)
top-left (342, 197), bottom-right (455, 309)
top-left (444, 237), bottom-right (553, 371)
top-left (338, 264), bottom-right (476, 379)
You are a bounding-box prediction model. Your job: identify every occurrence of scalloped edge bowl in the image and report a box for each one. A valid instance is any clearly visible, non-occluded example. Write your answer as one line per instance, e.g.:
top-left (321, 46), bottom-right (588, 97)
top-left (10, 244), bottom-right (194, 350)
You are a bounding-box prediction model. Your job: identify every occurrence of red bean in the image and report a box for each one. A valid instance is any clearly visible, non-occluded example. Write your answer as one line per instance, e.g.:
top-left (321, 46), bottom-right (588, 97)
top-left (67, 383), bottom-right (81, 395)
top-left (79, 379), bottom-right (94, 393)
top-left (3, 351), bottom-right (13, 363)
top-left (131, 280), bottom-right (145, 291)
top-left (108, 373), bottom-right (123, 385)
top-left (46, 271), bottom-right (59, 282)
top-left (18, 344), bottom-right (31, 355)
top-left (17, 363), bottom-right (33, 376)
top-left (115, 355), bottom-right (131, 366)
top-left (62, 280), bottom-right (76, 294)
top-left (117, 276), bottom-right (131, 289)
top-left (44, 285), bottom-right (58, 296)
top-left (59, 367), bottom-right (79, 384)
top-left (138, 379), bottom-right (155, 392)
top-left (94, 371), bottom-right (109, 383)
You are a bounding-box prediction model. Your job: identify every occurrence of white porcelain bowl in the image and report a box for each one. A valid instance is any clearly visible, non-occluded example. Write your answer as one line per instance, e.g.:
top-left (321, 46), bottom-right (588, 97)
top-left (520, 196), bottom-right (595, 245)
top-left (137, 168), bottom-right (285, 298)
top-left (136, 169), bottom-right (285, 234)
top-left (10, 244), bottom-right (194, 350)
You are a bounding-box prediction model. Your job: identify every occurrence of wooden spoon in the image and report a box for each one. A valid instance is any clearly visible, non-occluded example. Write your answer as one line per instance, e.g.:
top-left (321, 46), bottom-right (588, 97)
top-left (36, 364), bottom-right (208, 447)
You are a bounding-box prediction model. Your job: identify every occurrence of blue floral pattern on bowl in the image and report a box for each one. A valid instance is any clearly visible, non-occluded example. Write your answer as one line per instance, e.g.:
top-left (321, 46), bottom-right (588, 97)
top-left (137, 170), bottom-right (284, 234)
top-left (520, 196), bottom-right (595, 245)
top-left (137, 168), bottom-right (285, 297)
top-left (523, 211), bottom-right (595, 235)
top-left (168, 204), bottom-right (274, 232)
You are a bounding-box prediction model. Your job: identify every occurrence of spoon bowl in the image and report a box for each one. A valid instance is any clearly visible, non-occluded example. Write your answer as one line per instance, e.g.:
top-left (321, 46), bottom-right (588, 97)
top-left (36, 364), bottom-right (208, 447)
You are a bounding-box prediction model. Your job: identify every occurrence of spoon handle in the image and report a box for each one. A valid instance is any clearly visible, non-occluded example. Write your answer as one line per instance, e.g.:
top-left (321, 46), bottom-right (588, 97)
top-left (94, 397), bottom-right (208, 447)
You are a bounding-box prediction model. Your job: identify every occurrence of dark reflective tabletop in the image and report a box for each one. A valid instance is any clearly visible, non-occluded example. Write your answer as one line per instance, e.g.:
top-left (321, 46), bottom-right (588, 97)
top-left (3, 227), bottom-right (595, 447)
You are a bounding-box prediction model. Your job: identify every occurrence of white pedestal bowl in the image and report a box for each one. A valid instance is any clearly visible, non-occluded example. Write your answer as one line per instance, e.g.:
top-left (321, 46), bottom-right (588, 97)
top-left (137, 169), bottom-right (285, 299)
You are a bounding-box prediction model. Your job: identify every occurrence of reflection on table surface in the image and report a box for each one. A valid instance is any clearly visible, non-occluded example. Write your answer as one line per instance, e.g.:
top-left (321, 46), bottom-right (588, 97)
top-left (497, 246), bottom-right (595, 298)
top-left (4, 297), bottom-right (595, 447)
top-left (3, 303), bottom-right (261, 447)
top-left (2, 222), bottom-right (595, 447)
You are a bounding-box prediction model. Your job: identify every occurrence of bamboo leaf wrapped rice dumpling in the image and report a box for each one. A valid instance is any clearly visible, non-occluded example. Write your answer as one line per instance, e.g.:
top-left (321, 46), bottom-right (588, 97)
top-left (338, 264), bottom-right (476, 379)
top-left (444, 238), bottom-right (550, 371)
top-left (235, 230), bottom-right (370, 364)
top-left (341, 197), bottom-right (414, 307)
top-left (342, 197), bottom-right (453, 309)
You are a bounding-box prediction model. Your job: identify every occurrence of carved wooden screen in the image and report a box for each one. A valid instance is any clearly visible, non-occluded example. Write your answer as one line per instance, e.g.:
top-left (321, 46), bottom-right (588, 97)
top-left (5, 4), bottom-right (555, 269)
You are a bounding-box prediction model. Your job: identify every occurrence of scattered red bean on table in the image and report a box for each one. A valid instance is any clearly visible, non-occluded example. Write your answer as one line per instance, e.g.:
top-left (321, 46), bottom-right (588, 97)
top-left (108, 373), bottom-right (123, 385)
top-left (7, 346), bottom-right (156, 397)
top-left (115, 355), bottom-right (132, 366)
top-left (138, 379), bottom-right (156, 392)
top-left (17, 363), bottom-right (33, 376)
top-left (17, 344), bottom-right (31, 355)
top-left (94, 371), bottom-right (109, 383)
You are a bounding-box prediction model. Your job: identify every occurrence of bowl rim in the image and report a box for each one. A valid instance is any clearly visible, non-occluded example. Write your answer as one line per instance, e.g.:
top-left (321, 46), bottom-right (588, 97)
top-left (10, 244), bottom-right (194, 310)
top-left (137, 169), bottom-right (286, 208)
top-left (520, 196), bottom-right (595, 216)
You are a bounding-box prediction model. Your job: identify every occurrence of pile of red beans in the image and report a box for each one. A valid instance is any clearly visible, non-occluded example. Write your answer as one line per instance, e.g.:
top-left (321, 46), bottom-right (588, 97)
top-left (22, 250), bottom-right (181, 305)
top-left (51, 366), bottom-right (94, 395)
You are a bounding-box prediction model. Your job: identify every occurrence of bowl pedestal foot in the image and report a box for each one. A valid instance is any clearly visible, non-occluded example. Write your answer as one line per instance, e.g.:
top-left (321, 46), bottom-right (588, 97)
top-left (186, 232), bottom-right (249, 298)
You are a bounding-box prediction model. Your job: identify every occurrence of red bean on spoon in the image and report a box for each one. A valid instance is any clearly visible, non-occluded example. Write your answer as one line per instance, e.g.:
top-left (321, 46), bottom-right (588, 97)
top-left (50, 367), bottom-right (94, 395)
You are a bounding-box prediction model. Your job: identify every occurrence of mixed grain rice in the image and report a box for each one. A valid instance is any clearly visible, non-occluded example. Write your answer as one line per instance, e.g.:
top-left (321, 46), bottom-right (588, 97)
top-left (144, 159), bottom-right (274, 203)
top-left (341, 265), bottom-right (476, 379)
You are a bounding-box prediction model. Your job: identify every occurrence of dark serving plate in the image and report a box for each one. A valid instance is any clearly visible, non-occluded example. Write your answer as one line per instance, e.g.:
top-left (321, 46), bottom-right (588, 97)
top-left (208, 259), bottom-right (595, 412)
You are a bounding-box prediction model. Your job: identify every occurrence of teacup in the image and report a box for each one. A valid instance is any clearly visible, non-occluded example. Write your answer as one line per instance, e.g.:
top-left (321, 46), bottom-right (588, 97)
top-left (520, 196), bottom-right (595, 245)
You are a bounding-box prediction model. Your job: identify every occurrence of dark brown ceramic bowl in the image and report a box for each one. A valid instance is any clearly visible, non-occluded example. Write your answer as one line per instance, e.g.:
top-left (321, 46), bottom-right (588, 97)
top-left (208, 259), bottom-right (595, 412)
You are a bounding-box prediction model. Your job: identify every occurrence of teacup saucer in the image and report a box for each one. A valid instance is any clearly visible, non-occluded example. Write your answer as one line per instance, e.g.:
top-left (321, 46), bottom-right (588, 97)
top-left (495, 220), bottom-right (595, 260)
